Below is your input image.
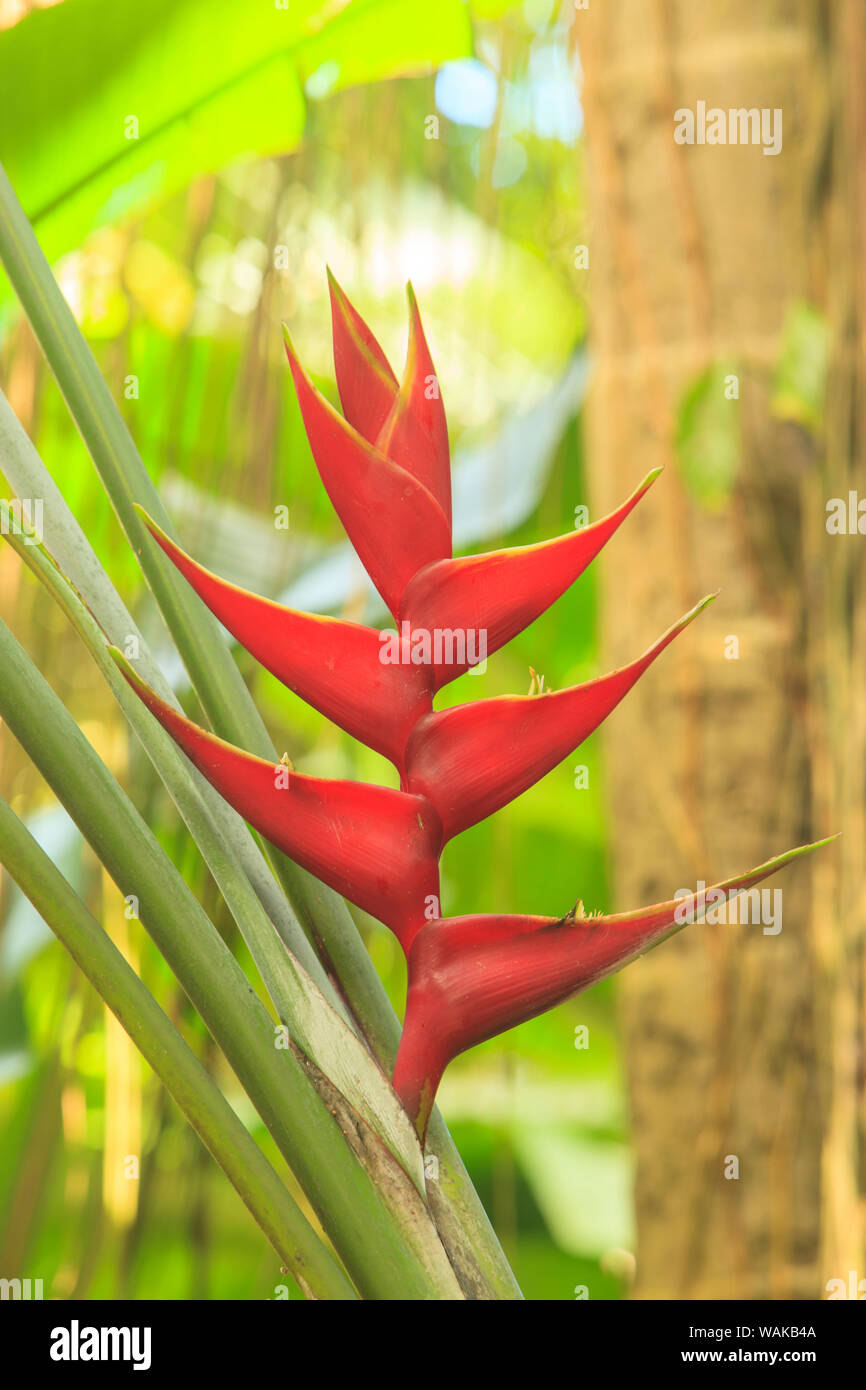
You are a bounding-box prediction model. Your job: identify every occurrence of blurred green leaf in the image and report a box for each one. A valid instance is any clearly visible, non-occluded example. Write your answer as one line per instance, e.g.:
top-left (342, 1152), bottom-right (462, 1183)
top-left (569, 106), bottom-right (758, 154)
top-left (0, 0), bottom-right (473, 270)
top-left (675, 361), bottom-right (742, 510)
top-left (513, 1128), bottom-right (634, 1258)
top-left (1, 0), bottom-right (303, 260)
top-left (0, 981), bottom-right (29, 1084)
top-left (771, 300), bottom-right (829, 433)
top-left (469, 0), bottom-right (530, 18)
top-left (298, 0), bottom-right (472, 92)
top-left (1, 808), bottom-right (85, 982)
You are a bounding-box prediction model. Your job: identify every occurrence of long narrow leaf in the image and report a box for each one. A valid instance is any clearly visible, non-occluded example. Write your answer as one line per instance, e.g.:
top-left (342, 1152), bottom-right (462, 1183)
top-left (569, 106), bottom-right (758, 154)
top-left (0, 795), bottom-right (357, 1301)
top-left (4, 526), bottom-right (426, 1191)
top-left (0, 386), bottom-right (338, 1006)
top-left (0, 394), bottom-right (520, 1298)
top-left (0, 171), bottom-right (421, 1077)
top-left (0, 615), bottom-right (460, 1299)
top-left (0, 199), bottom-right (520, 1299)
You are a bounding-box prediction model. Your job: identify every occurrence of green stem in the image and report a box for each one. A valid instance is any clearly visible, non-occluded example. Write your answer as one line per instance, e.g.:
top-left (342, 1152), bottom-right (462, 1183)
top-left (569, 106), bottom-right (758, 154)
top-left (5, 524), bottom-right (430, 1201)
top-left (0, 166), bottom-right (520, 1298)
top-left (0, 616), bottom-right (459, 1299)
top-left (0, 157), bottom-right (381, 1009)
top-left (0, 385), bottom-right (340, 1009)
top-left (0, 795), bottom-right (356, 1301)
top-left (343, 999), bottom-right (523, 1300)
top-left (5, 524), bottom-right (355, 1030)
top-left (0, 407), bottom-right (520, 1303)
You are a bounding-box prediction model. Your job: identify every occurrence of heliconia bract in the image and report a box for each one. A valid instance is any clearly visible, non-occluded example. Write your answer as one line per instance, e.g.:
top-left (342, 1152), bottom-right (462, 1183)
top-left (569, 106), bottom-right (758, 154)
top-left (116, 273), bottom-right (830, 1139)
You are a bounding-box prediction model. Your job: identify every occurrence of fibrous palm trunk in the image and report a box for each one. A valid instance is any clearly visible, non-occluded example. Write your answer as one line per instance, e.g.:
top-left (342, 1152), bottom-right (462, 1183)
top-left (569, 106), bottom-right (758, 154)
top-left (578, 0), bottom-right (864, 1299)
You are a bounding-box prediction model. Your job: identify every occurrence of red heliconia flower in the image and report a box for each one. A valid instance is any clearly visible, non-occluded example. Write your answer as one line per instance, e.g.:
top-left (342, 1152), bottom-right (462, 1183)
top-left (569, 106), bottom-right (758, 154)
top-left (402, 596), bottom-right (713, 840)
top-left (283, 325), bottom-right (451, 617)
top-left (118, 274), bottom-right (830, 1138)
top-left (132, 507), bottom-right (430, 770)
top-left (374, 284), bottom-right (452, 527)
top-left (327, 267), bottom-right (399, 443)
top-left (392, 841), bottom-right (830, 1138)
top-left (114, 652), bottom-right (442, 949)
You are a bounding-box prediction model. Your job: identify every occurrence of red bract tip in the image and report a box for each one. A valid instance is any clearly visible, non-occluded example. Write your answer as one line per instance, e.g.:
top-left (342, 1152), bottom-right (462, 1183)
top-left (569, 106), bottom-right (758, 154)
top-left (394, 838), bottom-right (832, 1140)
top-left (283, 328), bottom-right (451, 616)
top-left (327, 268), bottom-right (399, 443)
top-left (375, 285), bottom-right (451, 527)
top-left (135, 505), bottom-right (431, 769)
top-left (110, 650), bottom-right (442, 946)
top-left (398, 468), bottom-right (663, 687)
top-left (404, 596), bottom-right (714, 839)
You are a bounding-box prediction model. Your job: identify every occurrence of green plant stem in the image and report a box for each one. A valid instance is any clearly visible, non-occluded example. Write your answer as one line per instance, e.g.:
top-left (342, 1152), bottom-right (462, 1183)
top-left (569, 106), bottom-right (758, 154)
top-left (0, 616), bottom-right (461, 1299)
top-left (6, 524), bottom-right (353, 1032)
top-left (0, 157), bottom-right (384, 1016)
top-left (0, 794), bottom-right (357, 1301)
top-left (0, 385), bottom-right (336, 1007)
top-left (0, 166), bottom-right (521, 1298)
top-left (0, 402), bottom-right (520, 1302)
top-left (5, 518), bottom-right (427, 1196)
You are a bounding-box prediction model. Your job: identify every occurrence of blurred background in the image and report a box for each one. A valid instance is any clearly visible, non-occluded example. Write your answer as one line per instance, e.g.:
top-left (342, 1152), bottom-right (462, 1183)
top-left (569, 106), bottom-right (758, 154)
top-left (0, 0), bottom-right (862, 1301)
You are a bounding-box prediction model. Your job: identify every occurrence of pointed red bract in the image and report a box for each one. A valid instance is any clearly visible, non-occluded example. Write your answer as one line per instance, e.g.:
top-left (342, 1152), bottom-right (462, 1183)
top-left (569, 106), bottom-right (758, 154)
top-left (284, 331), bottom-right (451, 616)
top-left (398, 468), bottom-right (663, 687)
top-left (376, 286), bottom-right (451, 527)
top-left (136, 506), bottom-right (431, 769)
top-left (111, 652), bottom-right (441, 946)
top-left (327, 268), bottom-right (399, 442)
top-left (111, 278), bottom-right (830, 1139)
top-left (404, 597), bottom-right (714, 839)
top-left (393, 839), bottom-right (831, 1138)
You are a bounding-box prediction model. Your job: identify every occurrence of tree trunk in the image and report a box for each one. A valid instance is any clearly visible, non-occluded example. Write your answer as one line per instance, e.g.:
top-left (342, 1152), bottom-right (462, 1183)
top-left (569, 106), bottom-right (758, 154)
top-left (577, 0), bottom-right (864, 1299)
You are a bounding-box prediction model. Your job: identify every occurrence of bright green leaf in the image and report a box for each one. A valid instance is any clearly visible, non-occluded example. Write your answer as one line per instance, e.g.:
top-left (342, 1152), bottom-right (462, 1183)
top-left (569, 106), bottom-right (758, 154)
top-left (298, 0), bottom-right (472, 93)
top-left (0, 0), bottom-right (474, 272)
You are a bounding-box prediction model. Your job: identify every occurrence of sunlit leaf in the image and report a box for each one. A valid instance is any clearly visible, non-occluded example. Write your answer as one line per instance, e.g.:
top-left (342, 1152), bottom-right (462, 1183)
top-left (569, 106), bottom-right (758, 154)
top-left (0, 0), bottom-right (474, 273)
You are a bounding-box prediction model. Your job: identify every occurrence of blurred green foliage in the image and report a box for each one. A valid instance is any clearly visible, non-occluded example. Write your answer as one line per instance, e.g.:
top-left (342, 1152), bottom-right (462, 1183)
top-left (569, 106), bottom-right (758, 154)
top-left (770, 300), bottom-right (829, 435)
top-left (0, 0), bottom-right (633, 1301)
top-left (675, 361), bottom-right (742, 511)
